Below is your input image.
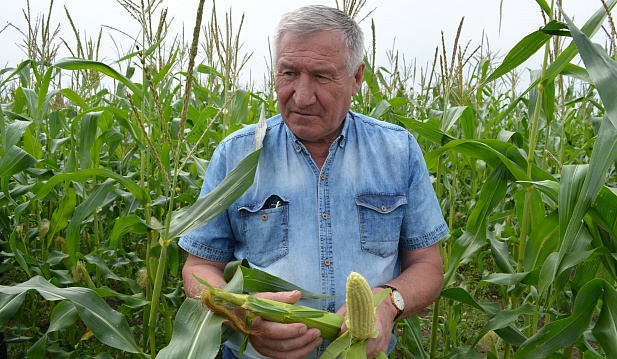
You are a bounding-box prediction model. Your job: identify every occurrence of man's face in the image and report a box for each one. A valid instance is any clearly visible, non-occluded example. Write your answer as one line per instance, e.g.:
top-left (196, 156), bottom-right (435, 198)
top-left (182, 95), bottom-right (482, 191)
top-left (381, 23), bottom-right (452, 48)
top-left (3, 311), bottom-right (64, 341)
top-left (274, 30), bottom-right (364, 144)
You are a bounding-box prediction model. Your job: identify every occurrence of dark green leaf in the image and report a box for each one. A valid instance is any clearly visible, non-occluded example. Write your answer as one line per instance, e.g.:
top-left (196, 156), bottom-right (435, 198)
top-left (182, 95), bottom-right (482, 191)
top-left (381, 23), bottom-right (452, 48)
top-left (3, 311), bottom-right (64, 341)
top-left (168, 149), bottom-right (261, 239)
top-left (0, 276), bottom-right (142, 353)
top-left (157, 298), bottom-right (225, 359)
top-left (48, 300), bottom-right (79, 332)
top-left (0, 292), bottom-right (27, 327)
top-left (0, 145), bottom-right (37, 178)
top-left (512, 279), bottom-right (604, 358)
top-left (53, 58), bottom-right (143, 98)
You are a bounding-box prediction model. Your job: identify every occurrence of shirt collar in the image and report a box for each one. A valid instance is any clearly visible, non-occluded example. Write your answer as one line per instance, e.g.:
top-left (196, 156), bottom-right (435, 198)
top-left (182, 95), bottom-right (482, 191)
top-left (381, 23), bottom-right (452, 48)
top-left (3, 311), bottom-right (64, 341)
top-left (287, 111), bottom-right (352, 152)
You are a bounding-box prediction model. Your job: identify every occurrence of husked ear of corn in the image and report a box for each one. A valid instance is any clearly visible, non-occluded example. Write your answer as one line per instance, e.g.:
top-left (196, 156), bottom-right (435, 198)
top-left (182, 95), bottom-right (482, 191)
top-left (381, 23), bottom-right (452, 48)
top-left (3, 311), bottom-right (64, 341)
top-left (345, 271), bottom-right (378, 340)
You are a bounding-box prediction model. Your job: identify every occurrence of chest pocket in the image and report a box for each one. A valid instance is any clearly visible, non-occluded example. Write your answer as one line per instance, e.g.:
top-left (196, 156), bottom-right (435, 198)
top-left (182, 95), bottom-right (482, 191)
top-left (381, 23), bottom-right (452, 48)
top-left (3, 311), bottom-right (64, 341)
top-left (238, 194), bottom-right (289, 267)
top-left (355, 194), bottom-right (407, 258)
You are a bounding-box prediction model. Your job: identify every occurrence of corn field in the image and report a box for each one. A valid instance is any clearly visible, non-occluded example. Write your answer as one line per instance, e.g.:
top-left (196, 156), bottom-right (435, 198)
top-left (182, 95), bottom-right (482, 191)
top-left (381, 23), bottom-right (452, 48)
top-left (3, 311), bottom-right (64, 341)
top-left (0, 0), bottom-right (616, 358)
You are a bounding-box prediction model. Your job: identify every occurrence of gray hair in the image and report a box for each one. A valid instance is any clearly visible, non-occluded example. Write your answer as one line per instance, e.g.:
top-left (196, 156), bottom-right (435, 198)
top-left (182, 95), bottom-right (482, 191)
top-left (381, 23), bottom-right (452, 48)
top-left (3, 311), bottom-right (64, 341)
top-left (273, 5), bottom-right (364, 75)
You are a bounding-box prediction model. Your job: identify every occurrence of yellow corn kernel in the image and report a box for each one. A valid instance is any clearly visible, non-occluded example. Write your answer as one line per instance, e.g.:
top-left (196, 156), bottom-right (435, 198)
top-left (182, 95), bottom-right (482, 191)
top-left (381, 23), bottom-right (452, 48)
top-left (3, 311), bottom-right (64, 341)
top-left (345, 271), bottom-right (376, 340)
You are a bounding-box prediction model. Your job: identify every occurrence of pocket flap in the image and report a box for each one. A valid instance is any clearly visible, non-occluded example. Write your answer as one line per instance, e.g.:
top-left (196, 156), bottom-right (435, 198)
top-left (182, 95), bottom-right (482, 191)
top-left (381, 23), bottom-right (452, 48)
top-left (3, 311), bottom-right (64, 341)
top-left (239, 194), bottom-right (289, 213)
top-left (355, 194), bottom-right (407, 214)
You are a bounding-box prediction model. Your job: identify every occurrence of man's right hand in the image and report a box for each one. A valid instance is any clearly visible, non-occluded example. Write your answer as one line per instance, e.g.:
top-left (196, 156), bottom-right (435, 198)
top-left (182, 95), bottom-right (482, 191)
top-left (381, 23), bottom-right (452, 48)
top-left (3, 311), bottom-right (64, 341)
top-left (248, 291), bottom-right (323, 359)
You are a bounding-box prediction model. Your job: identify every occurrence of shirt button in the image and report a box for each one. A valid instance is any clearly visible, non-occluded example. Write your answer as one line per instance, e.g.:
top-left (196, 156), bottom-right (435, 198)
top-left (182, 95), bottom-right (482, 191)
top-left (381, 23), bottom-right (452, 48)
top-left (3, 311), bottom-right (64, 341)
top-left (296, 145), bottom-right (302, 151)
top-left (380, 205), bottom-right (387, 212)
top-left (322, 213), bottom-right (328, 220)
top-left (261, 214), bottom-right (268, 221)
top-left (324, 259), bottom-right (331, 266)
top-left (320, 173), bottom-right (326, 180)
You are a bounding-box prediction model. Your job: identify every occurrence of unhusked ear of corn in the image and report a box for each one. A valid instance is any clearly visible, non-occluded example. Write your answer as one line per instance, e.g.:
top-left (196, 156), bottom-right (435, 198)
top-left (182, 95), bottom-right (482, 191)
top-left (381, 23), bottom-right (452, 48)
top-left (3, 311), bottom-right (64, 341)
top-left (345, 271), bottom-right (378, 340)
top-left (198, 279), bottom-right (344, 340)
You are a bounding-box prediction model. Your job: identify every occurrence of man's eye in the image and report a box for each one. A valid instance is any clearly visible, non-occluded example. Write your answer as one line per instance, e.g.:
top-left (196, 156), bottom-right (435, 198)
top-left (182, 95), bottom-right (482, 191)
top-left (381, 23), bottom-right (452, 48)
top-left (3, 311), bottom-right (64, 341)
top-left (315, 75), bottom-right (331, 84)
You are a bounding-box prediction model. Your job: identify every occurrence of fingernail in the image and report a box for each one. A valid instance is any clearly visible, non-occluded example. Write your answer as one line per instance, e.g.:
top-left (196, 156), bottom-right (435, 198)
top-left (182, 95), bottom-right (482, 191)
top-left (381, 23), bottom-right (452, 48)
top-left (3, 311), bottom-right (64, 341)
top-left (297, 326), bottom-right (307, 335)
top-left (288, 290), bottom-right (299, 297)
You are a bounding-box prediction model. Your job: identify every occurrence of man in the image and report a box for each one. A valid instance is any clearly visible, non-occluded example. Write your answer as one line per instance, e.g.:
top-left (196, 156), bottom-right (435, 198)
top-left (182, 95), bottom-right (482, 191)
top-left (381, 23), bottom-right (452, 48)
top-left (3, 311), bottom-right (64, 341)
top-left (180, 5), bottom-right (448, 359)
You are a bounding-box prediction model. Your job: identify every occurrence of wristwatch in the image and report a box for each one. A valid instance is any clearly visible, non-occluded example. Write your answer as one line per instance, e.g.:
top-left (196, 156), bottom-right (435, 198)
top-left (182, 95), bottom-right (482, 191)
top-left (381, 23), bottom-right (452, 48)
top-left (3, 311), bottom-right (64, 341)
top-left (378, 284), bottom-right (405, 321)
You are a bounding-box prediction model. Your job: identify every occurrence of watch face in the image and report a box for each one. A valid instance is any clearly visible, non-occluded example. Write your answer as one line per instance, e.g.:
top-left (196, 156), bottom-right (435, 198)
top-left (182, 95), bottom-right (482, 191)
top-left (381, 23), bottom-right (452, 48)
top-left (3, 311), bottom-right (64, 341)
top-left (392, 291), bottom-right (405, 310)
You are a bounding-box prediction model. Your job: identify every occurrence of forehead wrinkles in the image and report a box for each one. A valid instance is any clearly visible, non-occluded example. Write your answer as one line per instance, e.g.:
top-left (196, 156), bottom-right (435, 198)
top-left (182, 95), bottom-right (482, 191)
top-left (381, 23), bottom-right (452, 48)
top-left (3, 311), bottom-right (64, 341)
top-left (277, 32), bottom-right (347, 66)
top-left (278, 54), bottom-right (339, 74)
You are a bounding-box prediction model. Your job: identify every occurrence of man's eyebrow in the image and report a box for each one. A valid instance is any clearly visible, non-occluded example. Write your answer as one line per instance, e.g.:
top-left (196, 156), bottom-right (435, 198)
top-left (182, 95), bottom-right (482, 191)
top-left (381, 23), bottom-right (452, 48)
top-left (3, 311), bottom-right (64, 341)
top-left (277, 61), bottom-right (297, 70)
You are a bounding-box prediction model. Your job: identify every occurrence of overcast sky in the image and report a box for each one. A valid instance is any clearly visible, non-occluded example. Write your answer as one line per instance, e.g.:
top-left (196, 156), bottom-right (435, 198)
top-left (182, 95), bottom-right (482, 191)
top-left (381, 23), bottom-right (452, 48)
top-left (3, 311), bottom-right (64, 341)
top-left (0, 1), bottom-right (604, 84)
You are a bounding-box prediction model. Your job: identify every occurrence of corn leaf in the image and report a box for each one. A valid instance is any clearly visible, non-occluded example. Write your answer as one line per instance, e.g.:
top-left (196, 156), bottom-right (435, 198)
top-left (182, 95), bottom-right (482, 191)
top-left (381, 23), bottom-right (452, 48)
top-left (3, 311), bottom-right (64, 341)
top-left (444, 165), bottom-right (508, 287)
top-left (0, 276), bottom-right (142, 353)
top-left (167, 148), bottom-right (261, 239)
top-left (319, 331), bottom-right (351, 359)
top-left (47, 186), bottom-right (77, 249)
top-left (3, 119), bottom-right (32, 150)
top-left (398, 316), bottom-right (430, 359)
top-left (489, 234), bottom-right (516, 274)
top-left (108, 214), bottom-right (151, 249)
top-left (31, 168), bottom-right (150, 204)
top-left (157, 298), bottom-right (226, 359)
top-left (592, 283), bottom-right (617, 358)
top-left (395, 115), bottom-right (456, 146)
top-left (28, 332), bottom-right (48, 359)
top-left (48, 300), bottom-right (79, 332)
top-left (59, 88), bottom-right (89, 110)
top-left (523, 210), bottom-right (559, 272)
top-left (65, 182), bottom-right (114, 265)
top-left (472, 305), bottom-right (535, 347)
top-left (440, 288), bottom-right (527, 346)
top-left (0, 145), bottom-right (37, 179)
top-left (544, 8), bottom-right (617, 295)
top-left (484, 20), bottom-right (566, 83)
top-left (239, 266), bottom-right (331, 299)
top-left (512, 279), bottom-right (605, 358)
top-left (0, 60), bottom-right (34, 90)
top-left (491, 0), bottom-right (617, 123)
top-left (0, 292), bottom-right (27, 327)
top-left (53, 58), bottom-right (143, 98)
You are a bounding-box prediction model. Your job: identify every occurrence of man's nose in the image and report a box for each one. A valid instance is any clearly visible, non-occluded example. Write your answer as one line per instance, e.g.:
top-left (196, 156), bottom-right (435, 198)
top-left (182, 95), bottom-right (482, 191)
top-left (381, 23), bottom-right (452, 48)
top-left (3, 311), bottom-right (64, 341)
top-left (293, 74), bottom-right (316, 108)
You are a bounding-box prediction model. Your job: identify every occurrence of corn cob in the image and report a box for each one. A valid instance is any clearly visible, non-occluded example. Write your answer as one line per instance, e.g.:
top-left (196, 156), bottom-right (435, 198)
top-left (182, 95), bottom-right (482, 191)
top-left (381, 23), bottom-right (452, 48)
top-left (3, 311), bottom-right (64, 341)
top-left (200, 283), bottom-right (344, 340)
top-left (345, 271), bottom-right (377, 340)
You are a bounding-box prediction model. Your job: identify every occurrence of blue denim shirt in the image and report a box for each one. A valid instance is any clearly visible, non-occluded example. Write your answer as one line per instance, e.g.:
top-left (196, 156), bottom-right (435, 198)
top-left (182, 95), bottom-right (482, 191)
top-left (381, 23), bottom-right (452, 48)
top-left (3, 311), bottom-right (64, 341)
top-left (179, 111), bottom-right (448, 358)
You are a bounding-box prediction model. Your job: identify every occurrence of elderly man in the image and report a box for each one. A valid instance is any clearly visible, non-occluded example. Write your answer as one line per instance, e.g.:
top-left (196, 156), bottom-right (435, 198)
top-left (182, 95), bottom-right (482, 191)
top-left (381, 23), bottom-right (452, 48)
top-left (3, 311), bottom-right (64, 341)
top-left (180, 4), bottom-right (448, 359)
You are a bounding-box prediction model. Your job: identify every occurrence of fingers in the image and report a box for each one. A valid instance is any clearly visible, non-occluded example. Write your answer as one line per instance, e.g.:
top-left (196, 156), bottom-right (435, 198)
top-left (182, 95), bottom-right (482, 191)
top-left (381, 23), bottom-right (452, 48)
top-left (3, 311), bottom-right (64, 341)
top-left (366, 304), bottom-right (394, 359)
top-left (247, 291), bottom-right (322, 359)
top-left (249, 318), bottom-right (323, 359)
top-left (365, 335), bottom-right (390, 359)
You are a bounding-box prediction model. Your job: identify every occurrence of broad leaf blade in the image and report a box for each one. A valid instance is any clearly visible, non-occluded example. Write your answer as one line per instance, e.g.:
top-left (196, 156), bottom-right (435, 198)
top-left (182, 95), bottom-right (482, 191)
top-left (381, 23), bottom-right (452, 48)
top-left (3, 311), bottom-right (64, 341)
top-left (0, 276), bottom-right (142, 353)
top-left (53, 58), bottom-right (143, 98)
top-left (168, 149), bottom-right (261, 239)
top-left (0, 145), bottom-right (37, 178)
top-left (239, 266), bottom-right (331, 299)
top-left (157, 298), bottom-right (226, 359)
top-left (512, 279), bottom-right (604, 358)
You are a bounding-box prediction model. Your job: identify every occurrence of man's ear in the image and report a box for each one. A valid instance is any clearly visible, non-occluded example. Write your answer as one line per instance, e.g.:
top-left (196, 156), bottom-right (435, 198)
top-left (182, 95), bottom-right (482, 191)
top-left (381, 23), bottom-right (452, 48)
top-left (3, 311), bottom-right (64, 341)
top-left (351, 62), bottom-right (365, 95)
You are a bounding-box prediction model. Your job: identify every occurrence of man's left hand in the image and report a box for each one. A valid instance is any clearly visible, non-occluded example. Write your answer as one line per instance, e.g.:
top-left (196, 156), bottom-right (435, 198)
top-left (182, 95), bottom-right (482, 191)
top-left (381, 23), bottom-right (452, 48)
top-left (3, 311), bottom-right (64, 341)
top-left (336, 287), bottom-right (396, 359)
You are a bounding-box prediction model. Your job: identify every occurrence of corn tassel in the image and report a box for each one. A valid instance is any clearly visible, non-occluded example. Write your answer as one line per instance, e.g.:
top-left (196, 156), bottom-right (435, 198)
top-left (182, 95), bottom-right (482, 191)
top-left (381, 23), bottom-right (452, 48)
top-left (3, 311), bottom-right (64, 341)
top-left (345, 271), bottom-right (378, 340)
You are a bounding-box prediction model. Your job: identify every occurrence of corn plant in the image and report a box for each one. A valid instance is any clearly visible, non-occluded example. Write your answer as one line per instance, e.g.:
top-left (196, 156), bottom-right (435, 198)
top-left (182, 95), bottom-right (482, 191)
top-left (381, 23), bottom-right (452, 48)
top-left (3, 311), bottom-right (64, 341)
top-left (1, 0), bottom-right (616, 358)
top-left (0, 0), bottom-right (263, 357)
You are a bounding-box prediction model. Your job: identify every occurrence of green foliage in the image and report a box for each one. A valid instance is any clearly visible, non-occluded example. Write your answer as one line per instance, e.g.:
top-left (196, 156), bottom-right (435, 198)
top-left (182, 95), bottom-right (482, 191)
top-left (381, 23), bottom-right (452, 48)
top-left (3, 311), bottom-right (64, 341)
top-left (0, 0), bottom-right (616, 358)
